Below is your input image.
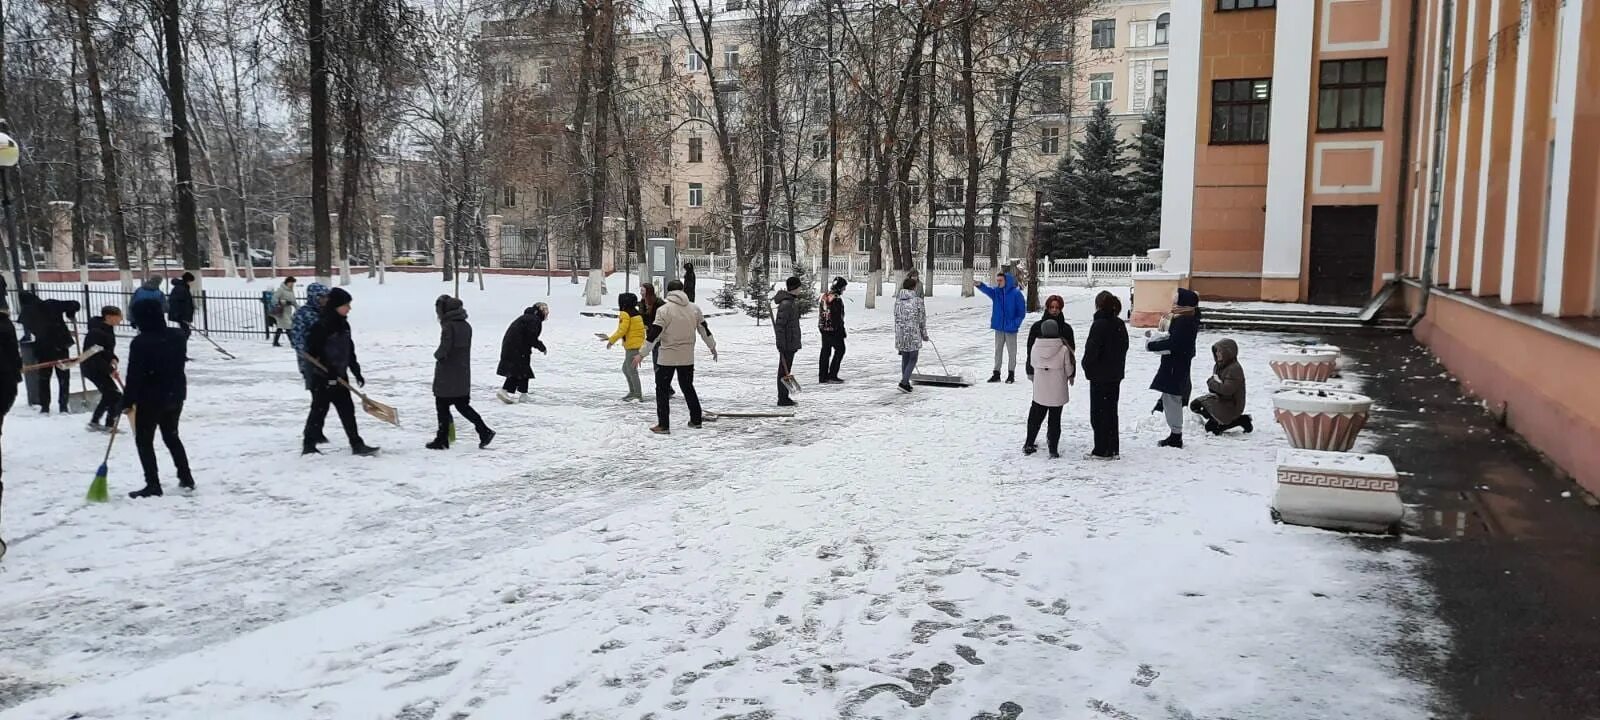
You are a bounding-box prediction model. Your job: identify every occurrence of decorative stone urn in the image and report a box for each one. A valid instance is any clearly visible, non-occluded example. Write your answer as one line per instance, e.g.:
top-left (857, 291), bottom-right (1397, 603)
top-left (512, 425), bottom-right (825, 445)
top-left (1146, 248), bottom-right (1172, 272)
top-left (1268, 345), bottom-right (1341, 382)
top-left (1272, 387), bottom-right (1373, 452)
top-left (1272, 449), bottom-right (1403, 534)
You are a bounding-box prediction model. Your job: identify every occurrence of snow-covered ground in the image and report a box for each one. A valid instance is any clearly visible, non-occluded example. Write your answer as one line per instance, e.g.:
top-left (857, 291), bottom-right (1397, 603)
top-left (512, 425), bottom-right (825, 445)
top-left (0, 273), bottom-right (1445, 719)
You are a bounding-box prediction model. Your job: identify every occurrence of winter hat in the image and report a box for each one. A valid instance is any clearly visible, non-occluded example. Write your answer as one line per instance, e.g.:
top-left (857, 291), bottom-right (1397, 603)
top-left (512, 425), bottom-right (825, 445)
top-left (1039, 318), bottom-right (1063, 340)
top-left (831, 276), bottom-right (848, 293)
top-left (130, 297), bottom-right (165, 332)
top-left (305, 282), bottom-right (330, 304)
top-left (325, 287), bottom-right (353, 312)
top-left (143, 276), bottom-right (163, 290)
top-left (182, 272), bottom-right (195, 283)
top-left (618, 292), bottom-right (639, 314)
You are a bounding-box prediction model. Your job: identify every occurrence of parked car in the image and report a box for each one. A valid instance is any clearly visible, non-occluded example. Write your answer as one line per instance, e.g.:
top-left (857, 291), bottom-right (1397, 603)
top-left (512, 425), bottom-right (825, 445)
top-left (87, 253), bottom-right (116, 269)
top-left (247, 248), bottom-right (275, 267)
top-left (392, 251), bottom-right (433, 266)
top-left (148, 255), bottom-right (182, 270)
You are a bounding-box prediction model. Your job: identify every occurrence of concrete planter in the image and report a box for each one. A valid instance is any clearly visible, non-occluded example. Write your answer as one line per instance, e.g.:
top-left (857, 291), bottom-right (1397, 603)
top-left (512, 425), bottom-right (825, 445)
top-left (1268, 345), bottom-right (1341, 382)
top-left (1272, 387), bottom-right (1373, 452)
top-left (1272, 449), bottom-right (1403, 534)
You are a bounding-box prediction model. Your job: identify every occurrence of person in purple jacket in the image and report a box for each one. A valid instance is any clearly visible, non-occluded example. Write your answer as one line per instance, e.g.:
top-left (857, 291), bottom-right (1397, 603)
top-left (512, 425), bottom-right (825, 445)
top-left (976, 270), bottom-right (1027, 384)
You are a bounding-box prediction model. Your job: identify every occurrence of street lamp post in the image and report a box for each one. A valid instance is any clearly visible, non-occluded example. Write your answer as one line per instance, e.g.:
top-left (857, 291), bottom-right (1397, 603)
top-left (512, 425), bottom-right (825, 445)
top-left (0, 121), bottom-right (25, 299)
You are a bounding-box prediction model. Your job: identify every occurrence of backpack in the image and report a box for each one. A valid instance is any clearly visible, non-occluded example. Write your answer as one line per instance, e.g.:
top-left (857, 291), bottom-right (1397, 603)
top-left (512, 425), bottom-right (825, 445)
top-left (818, 292), bottom-right (836, 332)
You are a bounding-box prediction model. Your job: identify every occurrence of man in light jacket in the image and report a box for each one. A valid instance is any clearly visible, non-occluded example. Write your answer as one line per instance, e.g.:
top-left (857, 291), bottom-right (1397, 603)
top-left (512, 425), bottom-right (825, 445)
top-left (636, 280), bottom-right (718, 434)
top-left (772, 276), bottom-right (803, 407)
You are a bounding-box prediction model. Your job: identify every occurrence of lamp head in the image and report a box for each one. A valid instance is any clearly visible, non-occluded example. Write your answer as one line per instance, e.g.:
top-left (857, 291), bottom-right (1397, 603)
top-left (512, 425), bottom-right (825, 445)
top-left (0, 129), bottom-right (17, 168)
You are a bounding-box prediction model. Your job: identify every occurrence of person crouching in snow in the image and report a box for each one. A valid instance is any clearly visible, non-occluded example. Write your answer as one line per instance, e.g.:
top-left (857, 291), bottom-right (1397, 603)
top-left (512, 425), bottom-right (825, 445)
top-left (1146, 287), bottom-right (1201, 449)
top-left (497, 304), bottom-right (548, 403)
top-left (598, 293), bottom-right (645, 401)
top-left (122, 298), bottom-right (193, 497)
top-left (429, 295), bottom-right (494, 450)
top-left (1191, 338), bottom-right (1252, 435)
top-left (302, 287), bottom-right (379, 456)
top-left (1024, 318), bottom-right (1075, 458)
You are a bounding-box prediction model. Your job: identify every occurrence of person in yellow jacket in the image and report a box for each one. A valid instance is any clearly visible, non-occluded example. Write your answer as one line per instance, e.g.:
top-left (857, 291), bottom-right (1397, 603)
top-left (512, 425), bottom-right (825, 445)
top-left (596, 292), bottom-right (646, 401)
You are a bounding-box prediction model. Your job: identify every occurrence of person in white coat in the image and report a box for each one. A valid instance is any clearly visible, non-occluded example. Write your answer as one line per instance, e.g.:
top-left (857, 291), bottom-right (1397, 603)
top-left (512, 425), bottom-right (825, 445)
top-left (1025, 317), bottom-right (1075, 458)
top-left (271, 277), bottom-right (298, 347)
top-left (893, 276), bottom-right (928, 393)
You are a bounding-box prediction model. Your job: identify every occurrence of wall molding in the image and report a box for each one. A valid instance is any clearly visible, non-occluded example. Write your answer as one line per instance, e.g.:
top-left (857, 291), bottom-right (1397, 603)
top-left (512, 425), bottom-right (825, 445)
top-left (1312, 140), bottom-right (1386, 194)
top-left (1321, 0), bottom-right (1393, 52)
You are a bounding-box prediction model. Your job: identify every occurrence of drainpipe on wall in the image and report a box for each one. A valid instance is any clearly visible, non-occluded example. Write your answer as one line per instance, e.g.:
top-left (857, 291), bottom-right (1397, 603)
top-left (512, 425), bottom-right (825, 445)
top-left (1392, 0), bottom-right (1424, 287)
top-left (1411, 0), bottom-right (1456, 328)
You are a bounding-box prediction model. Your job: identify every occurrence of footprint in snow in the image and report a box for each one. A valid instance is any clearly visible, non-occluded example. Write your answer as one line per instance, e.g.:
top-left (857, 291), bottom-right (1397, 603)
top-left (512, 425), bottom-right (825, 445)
top-left (1131, 663), bottom-right (1161, 687)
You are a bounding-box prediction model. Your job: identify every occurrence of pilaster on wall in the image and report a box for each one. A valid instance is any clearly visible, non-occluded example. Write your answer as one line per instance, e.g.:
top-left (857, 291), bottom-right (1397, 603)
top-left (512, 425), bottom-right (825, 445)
top-left (1262, 0), bottom-right (1316, 287)
top-left (1445, 0), bottom-right (1481, 289)
top-left (1158, 0), bottom-right (1205, 277)
top-left (1543, 0), bottom-right (1600, 316)
top-left (1471, 0), bottom-right (1518, 298)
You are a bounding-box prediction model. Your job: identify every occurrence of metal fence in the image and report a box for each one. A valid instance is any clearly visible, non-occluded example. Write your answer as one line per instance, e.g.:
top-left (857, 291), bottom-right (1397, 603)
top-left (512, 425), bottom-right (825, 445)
top-left (28, 282), bottom-right (301, 339)
top-left (680, 254), bottom-right (1157, 286)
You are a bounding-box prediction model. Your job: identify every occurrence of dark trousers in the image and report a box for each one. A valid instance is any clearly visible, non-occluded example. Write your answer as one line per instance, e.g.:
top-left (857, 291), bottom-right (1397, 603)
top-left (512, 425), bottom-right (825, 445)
top-left (1090, 380), bottom-right (1121, 457)
top-left (85, 371), bottom-right (122, 423)
top-left (777, 348), bottom-right (797, 402)
top-left (134, 403), bottom-right (191, 485)
top-left (0, 386), bottom-right (14, 533)
top-left (272, 328), bottom-right (285, 346)
top-left (819, 334), bottom-right (845, 381)
top-left (305, 383), bottom-right (363, 447)
top-left (655, 364), bottom-right (701, 428)
top-left (34, 367), bottom-right (68, 412)
top-left (435, 396), bottom-right (488, 436)
top-left (501, 375), bottom-right (529, 393)
top-left (177, 321), bottom-right (192, 339)
top-left (1025, 402), bottom-right (1064, 452)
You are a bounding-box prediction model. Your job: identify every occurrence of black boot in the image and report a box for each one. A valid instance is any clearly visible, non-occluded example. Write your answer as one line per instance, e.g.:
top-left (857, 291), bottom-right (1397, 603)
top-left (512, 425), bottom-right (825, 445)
top-left (426, 430), bottom-right (449, 450)
top-left (313, 433), bottom-right (331, 445)
top-left (477, 427), bottom-right (496, 449)
top-left (352, 442), bottom-right (381, 456)
top-left (178, 473), bottom-right (195, 491)
top-left (301, 440), bottom-right (322, 455)
top-left (1239, 415), bottom-right (1254, 434)
top-left (129, 482), bottom-right (163, 499)
top-left (1023, 443), bottom-right (1037, 455)
top-left (988, 371), bottom-right (1002, 383)
top-left (1049, 448), bottom-right (1061, 459)
top-left (1158, 433), bottom-right (1184, 449)
top-left (1006, 371), bottom-right (1015, 384)
top-left (1205, 420), bottom-right (1223, 435)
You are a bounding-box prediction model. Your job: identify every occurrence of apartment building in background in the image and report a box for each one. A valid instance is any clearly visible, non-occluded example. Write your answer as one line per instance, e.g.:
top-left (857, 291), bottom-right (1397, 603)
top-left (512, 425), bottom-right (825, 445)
top-left (1155, 0), bottom-right (1600, 494)
top-left (478, 0), bottom-right (1169, 265)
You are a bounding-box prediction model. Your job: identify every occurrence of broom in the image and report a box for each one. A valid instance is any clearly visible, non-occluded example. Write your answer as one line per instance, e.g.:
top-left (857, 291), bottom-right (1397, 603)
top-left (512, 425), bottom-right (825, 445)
top-left (87, 409), bottom-right (128, 503)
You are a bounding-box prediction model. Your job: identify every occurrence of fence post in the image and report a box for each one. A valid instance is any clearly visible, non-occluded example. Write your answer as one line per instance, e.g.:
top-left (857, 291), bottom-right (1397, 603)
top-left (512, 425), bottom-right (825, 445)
top-left (200, 290), bottom-right (210, 335)
top-left (1087, 255), bottom-right (1095, 287)
top-left (81, 283), bottom-right (90, 317)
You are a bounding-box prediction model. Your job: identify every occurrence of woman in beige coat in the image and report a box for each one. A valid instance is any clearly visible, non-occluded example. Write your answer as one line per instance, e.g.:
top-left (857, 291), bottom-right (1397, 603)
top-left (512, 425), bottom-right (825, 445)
top-left (1025, 318), bottom-right (1075, 458)
top-left (271, 277), bottom-right (298, 347)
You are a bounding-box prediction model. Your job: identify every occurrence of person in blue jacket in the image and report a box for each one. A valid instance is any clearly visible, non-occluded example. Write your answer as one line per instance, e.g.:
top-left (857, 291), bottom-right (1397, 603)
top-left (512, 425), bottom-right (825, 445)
top-left (976, 269), bottom-right (1027, 383)
top-left (1145, 287), bottom-right (1201, 449)
top-left (128, 276), bottom-right (166, 329)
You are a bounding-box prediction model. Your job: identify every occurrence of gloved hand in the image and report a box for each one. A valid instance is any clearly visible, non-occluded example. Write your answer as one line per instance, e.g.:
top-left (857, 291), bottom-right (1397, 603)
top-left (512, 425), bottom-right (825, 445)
top-left (352, 372), bottom-right (366, 388)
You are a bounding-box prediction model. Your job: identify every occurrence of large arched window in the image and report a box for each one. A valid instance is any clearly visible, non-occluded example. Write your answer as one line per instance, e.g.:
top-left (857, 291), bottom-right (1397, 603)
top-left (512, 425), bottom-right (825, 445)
top-left (1155, 12), bottom-right (1170, 46)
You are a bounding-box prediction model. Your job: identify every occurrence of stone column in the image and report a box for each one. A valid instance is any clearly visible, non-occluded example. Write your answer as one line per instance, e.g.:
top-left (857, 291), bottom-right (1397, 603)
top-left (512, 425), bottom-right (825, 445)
top-left (433, 215), bottom-right (446, 267)
top-left (48, 201), bottom-right (73, 270)
top-left (333, 213), bottom-right (350, 285)
top-left (546, 227), bottom-right (558, 272)
top-left (273, 214), bottom-right (290, 269)
top-left (206, 208), bottom-right (236, 277)
top-left (487, 214), bottom-right (503, 268)
top-left (378, 214), bottom-right (395, 265)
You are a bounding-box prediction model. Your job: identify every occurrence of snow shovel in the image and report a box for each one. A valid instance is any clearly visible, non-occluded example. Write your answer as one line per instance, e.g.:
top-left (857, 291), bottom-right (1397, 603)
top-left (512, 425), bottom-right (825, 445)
top-left (911, 339), bottom-right (971, 388)
top-left (779, 356), bottom-right (802, 396)
top-left (21, 345), bottom-right (101, 374)
top-left (196, 330), bottom-right (237, 360)
top-left (702, 410), bottom-right (796, 421)
top-left (297, 352), bottom-right (401, 427)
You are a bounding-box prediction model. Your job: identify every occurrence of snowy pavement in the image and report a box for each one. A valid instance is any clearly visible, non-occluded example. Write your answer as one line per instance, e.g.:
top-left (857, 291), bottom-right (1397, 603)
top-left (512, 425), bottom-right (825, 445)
top-left (0, 274), bottom-right (1445, 719)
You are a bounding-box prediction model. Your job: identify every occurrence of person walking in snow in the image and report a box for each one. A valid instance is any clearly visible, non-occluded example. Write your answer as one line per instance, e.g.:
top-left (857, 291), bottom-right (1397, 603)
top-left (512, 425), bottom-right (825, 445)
top-left (128, 276), bottom-right (166, 329)
top-left (682, 263), bottom-right (697, 302)
top-left (271, 276), bottom-right (298, 347)
top-left (1025, 294), bottom-right (1073, 380)
top-left (639, 283), bottom-right (670, 396)
top-left (635, 279), bottom-right (717, 434)
top-left (976, 270), bottom-right (1026, 383)
top-left (893, 276), bottom-right (928, 393)
top-left (0, 281), bottom-right (22, 553)
top-left (168, 272), bottom-right (196, 339)
top-left (1024, 317), bottom-right (1075, 458)
top-left (497, 303), bottom-right (547, 404)
top-left (817, 276), bottom-right (847, 383)
top-left (1190, 338), bottom-right (1253, 435)
top-left (122, 298), bottom-right (193, 497)
top-left (82, 306), bottom-right (125, 432)
top-left (1081, 291), bottom-right (1129, 459)
top-left (19, 292), bottom-right (80, 414)
top-left (429, 295), bottom-right (494, 450)
top-left (1146, 287), bottom-right (1201, 449)
top-left (772, 276), bottom-right (803, 407)
top-left (289, 282), bottom-right (331, 419)
top-left (301, 287), bottom-right (379, 456)
top-left (599, 293), bottom-right (646, 402)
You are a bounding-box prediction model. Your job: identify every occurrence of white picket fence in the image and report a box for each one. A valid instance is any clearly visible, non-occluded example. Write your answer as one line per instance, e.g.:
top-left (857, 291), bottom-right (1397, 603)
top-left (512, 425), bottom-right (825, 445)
top-left (679, 253), bottom-right (1156, 287)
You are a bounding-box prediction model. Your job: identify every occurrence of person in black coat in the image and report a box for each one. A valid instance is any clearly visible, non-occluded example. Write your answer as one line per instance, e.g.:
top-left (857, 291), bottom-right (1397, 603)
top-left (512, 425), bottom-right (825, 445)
top-left (168, 272), bottom-right (195, 339)
top-left (1081, 291), bottom-right (1130, 459)
top-left (302, 287), bottom-right (379, 456)
top-left (496, 303), bottom-right (548, 403)
top-left (817, 276), bottom-right (847, 383)
top-left (430, 295), bottom-right (493, 450)
top-left (19, 292), bottom-right (80, 414)
top-left (682, 263), bottom-right (697, 302)
top-left (772, 276), bottom-right (803, 406)
top-left (1146, 287), bottom-right (1201, 449)
top-left (1025, 294), bottom-right (1074, 379)
top-left (0, 281), bottom-right (21, 556)
top-left (82, 306), bottom-right (125, 431)
top-left (122, 298), bottom-right (192, 497)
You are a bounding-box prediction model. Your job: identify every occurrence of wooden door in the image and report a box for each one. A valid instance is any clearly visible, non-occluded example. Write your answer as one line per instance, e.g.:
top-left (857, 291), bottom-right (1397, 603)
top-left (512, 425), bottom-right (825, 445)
top-left (1308, 205), bottom-right (1378, 307)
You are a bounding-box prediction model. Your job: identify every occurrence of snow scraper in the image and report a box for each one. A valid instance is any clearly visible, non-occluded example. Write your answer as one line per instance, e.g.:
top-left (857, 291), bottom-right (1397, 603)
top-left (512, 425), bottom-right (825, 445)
top-left (298, 352), bottom-right (401, 426)
top-left (910, 339), bottom-right (971, 388)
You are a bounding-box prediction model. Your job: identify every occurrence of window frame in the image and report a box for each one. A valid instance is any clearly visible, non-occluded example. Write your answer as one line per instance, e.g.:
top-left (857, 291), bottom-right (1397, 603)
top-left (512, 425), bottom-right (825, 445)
top-left (855, 226), bottom-right (870, 253)
top-left (688, 182), bottom-right (704, 208)
top-left (941, 178), bottom-right (964, 205)
top-left (687, 224), bottom-right (707, 250)
top-left (811, 134), bottom-right (828, 160)
top-left (1152, 69), bottom-right (1169, 102)
top-left (1089, 72), bottom-right (1114, 103)
top-left (686, 50), bottom-right (703, 72)
top-left (1090, 19), bottom-right (1116, 49)
top-left (1316, 58), bottom-right (1388, 133)
top-left (1209, 77), bottom-right (1273, 145)
top-left (503, 185), bottom-right (516, 208)
top-left (688, 135), bottom-right (704, 163)
top-left (1217, 0), bottom-right (1275, 10)
top-left (1040, 126), bottom-right (1061, 155)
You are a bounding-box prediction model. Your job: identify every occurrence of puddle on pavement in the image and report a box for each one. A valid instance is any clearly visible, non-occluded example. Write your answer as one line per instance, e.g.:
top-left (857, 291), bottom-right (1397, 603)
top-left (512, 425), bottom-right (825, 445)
top-left (1404, 488), bottom-right (1492, 540)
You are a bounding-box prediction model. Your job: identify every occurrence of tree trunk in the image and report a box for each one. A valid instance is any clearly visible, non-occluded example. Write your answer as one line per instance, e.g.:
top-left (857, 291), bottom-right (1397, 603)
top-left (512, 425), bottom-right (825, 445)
top-left (338, 92), bottom-right (363, 287)
top-left (162, 0), bottom-right (200, 275)
top-left (986, 73), bottom-right (1024, 270)
top-left (74, 0), bottom-right (133, 288)
top-left (959, 2), bottom-right (979, 297)
top-left (819, 0), bottom-right (839, 298)
top-left (582, 0), bottom-right (616, 305)
top-left (308, 0), bottom-right (333, 282)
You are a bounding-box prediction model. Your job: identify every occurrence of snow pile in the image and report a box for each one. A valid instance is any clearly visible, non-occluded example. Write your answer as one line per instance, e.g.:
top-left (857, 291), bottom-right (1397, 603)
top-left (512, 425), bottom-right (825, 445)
top-left (0, 273), bottom-right (1446, 719)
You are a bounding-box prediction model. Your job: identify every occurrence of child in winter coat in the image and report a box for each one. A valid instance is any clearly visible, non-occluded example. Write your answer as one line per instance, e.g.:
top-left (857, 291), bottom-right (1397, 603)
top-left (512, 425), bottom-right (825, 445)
top-left (1081, 291), bottom-right (1129, 459)
top-left (302, 287), bottom-right (379, 457)
top-left (430, 295), bottom-right (494, 450)
top-left (497, 304), bottom-right (548, 403)
top-left (976, 270), bottom-right (1027, 383)
top-left (1025, 318), bottom-right (1075, 458)
top-left (19, 292), bottom-right (81, 414)
top-left (123, 298), bottom-right (192, 497)
top-left (600, 293), bottom-right (646, 401)
top-left (1146, 287), bottom-right (1201, 449)
top-left (82, 307), bottom-right (124, 432)
top-left (1191, 338), bottom-right (1252, 435)
top-left (893, 277), bottom-right (928, 393)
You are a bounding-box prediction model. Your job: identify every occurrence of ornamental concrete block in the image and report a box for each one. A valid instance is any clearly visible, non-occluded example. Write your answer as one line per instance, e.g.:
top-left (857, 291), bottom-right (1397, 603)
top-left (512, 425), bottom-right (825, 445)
top-left (1272, 449), bottom-right (1403, 534)
top-left (1273, 387), bottom-right (1373, 452)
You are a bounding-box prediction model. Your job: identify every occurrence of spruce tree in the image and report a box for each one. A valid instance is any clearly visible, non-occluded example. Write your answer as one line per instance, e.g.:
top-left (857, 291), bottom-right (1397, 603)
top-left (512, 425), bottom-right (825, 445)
top-left (1127, 94), bottom-right (1167, 254)
top-left (1063, 102), bottom-right (1132, 257)
top-left (1038, 152), bottom-right (1084, 258)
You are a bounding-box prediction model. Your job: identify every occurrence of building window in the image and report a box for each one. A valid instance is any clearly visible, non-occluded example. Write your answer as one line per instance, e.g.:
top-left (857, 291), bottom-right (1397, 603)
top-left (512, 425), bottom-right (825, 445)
top-left (1040, 126), bottom-right (1060, 155)
top-left (1210, 78), bottom-right (1272, 144)
top-left (1089, 73), bottom-right (1114, 102)
top-left (723, 46), bottom-right (740, 72)
top-left (934, 230), bottom-right (960, 257)
top-left (542, 148), bottom-right (555, 166)
top-left (687, 50), bottom-right (703, 72)
top-left (689, 136), bottom-right (704, 162)
top-left (1317, 58), bottom-right (1388, 131)
top-left (662, 184), bottom-right (672, 205)
top-left (687, 224), bottom-right (707, 249)
top-left (537, 188), bottom-right (552, 208)
top-left (1091, 19), bottom-right (1116, 49)
top-left (810, 181), bottom-right (827, 205)
top-left (812, 134), bottom-right (828, 160)
top-left (669, 2), bottom-right (683, 21)
top-left (1218, 0), bottom-right (1275, 9)
top-left (689, 94), bottom-right (709, 120)
top-left (725, 0), bottom-right (743, 10)
top-left (1038, 74), bottom-right (1062, 110)
top-left (1041, 22), bottom-right (1066, 49)
top-left (503, 185), bottom-right (516, 208)
top-left (1153, 69), bottom-right (1168, 101)
top-left (855, 226), bottom-right (870, 253)
top-left (942, 178), bottom-right (964, 205)
top-left (1155, 13), bottom-right (1170, 45)
top-left (688, 182), bottom-right (704, 207)
top-left (537, 63), bottom-right (552, 88)
top-left (624, 56), bottom-right (639, 82)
